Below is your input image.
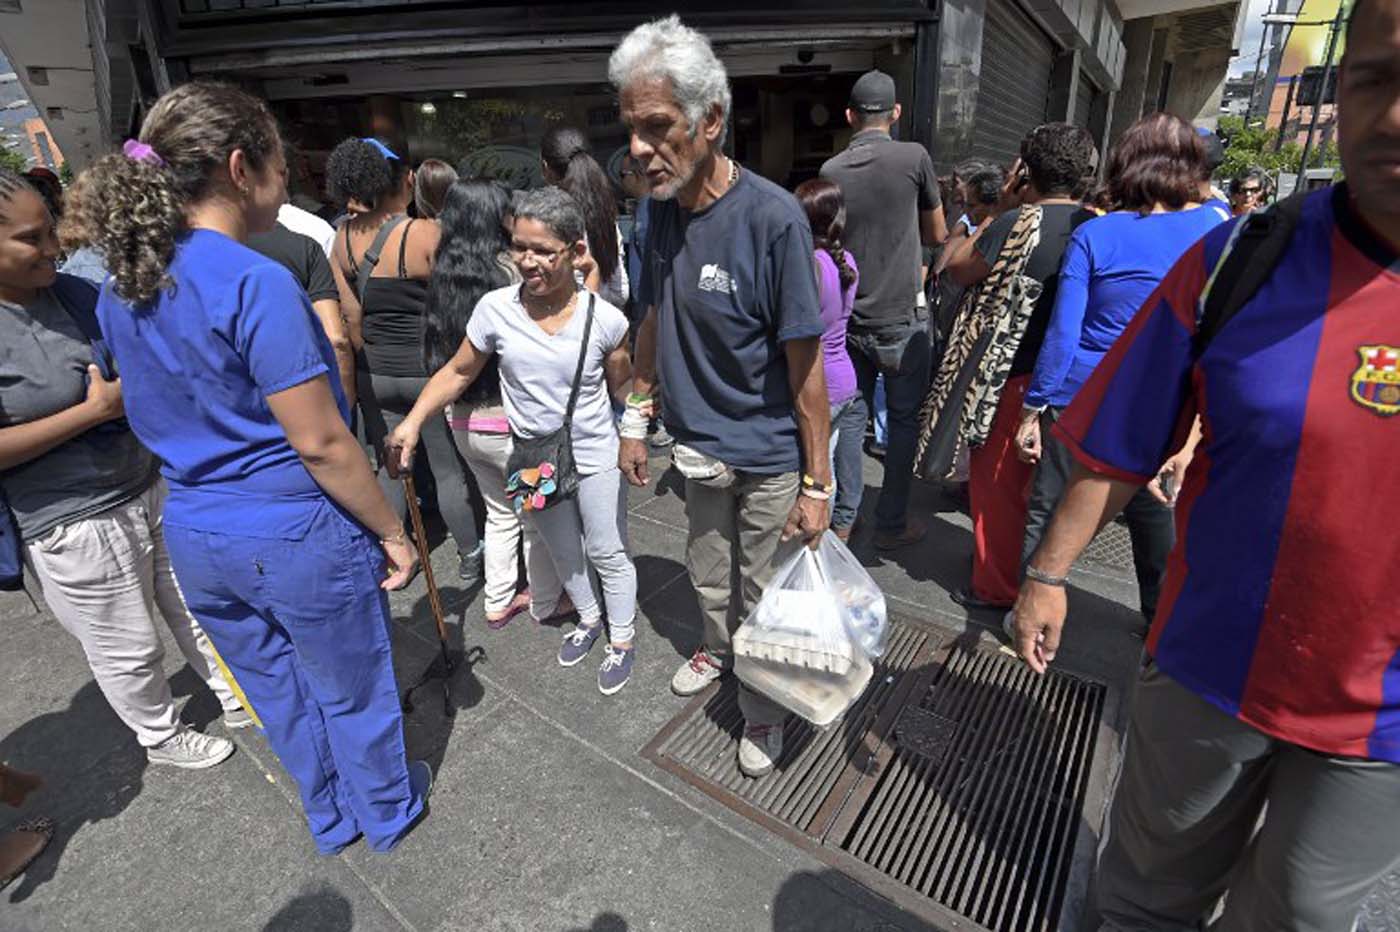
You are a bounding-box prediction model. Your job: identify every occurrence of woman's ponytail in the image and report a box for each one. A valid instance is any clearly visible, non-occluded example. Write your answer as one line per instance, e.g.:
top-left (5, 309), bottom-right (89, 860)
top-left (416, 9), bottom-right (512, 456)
top-left (72, 81), bottom-right (280, 307)
top-left (825, 234), bottom-right (857, 293)
top-left (541, 125), bottom-right (619, 284)
top-left (73, 155), bottom-right (182, 305)
top-left (793, 177), bottom-right (857, 295)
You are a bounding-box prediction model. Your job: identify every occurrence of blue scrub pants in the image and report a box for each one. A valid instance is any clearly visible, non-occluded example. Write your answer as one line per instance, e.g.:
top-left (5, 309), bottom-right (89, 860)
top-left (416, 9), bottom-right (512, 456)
top-left (164, 500), bottom-right (423, 854)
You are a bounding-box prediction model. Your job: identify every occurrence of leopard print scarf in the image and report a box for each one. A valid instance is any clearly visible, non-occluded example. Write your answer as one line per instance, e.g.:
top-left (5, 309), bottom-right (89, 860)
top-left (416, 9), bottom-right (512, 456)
top-left (914, 205), bottom-right (1043, 480)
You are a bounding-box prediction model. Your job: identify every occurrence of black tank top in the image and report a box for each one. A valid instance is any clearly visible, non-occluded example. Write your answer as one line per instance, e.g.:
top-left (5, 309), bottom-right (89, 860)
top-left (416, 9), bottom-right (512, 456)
top-left (346, 218), bottom-right (429, 378)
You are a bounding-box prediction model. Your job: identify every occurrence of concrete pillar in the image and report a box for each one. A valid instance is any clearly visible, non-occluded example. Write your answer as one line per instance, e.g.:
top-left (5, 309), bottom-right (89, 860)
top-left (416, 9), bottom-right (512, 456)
top-left (1047, 49), bottom-right (1083, 123)
top-left (1090, 88), bottom-right (1114, 167)
top-left (1143, 26), bottom-right (1171, 112)
top-left (1165, 46), bottom-right (1232, 127)
top-left (1111, 16), bottom-right (1155, 146)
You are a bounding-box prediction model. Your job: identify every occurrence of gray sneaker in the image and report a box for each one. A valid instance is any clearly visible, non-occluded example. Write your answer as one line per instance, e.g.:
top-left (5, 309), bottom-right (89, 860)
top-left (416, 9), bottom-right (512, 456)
top-left (147, 729), bottom-right (235, 770)
top-left (222, 706), bottom-right (255, 730)
top-left (738, 722), bottom-right (784, 778)
top-left (597, 645), bottom-right (634, 696)
top-left (671, 648), bottom-right (724, 697)
top-left (558, 622), bottom-right (601, 667)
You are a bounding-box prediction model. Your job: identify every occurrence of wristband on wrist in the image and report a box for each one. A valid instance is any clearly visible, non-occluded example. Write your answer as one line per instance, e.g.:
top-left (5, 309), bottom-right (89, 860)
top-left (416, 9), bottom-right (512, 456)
top-left (799, 487), bottom-right (832, 502)
top-left (801, 473), bottom-right (835, 495)
top-left (380, 529), bottom-right (408, 548)
top-left (626, 392), bottom-right (654, 408)
top-left (619, 406), bottom-right (649, 440)
top-left (1024, 565), bottom-right (1068, 588)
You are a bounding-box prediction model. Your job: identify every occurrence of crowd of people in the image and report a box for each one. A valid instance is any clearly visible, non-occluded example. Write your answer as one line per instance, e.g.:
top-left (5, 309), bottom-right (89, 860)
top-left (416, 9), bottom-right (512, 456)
top-left (1, 2), bottom-right (1398, 927)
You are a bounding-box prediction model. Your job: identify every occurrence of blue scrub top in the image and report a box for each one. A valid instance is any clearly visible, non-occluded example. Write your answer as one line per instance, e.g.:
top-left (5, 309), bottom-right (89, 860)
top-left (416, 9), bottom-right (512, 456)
top-left (97, 228), bottom-right (350, 539)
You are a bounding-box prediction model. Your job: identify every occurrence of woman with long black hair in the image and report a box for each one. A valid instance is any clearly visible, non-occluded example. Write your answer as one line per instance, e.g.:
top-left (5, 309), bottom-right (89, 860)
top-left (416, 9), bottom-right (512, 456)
top-left (326, 137), bottom-right (484, 583)
top-left (540, 126), bottom-right (628, 308)
top-left (425, 179), bottom-right (564, 629)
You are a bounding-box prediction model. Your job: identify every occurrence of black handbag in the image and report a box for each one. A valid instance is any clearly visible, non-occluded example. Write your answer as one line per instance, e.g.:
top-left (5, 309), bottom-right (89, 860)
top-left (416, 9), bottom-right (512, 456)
top-left (504, 294), bottom-right (595, 514)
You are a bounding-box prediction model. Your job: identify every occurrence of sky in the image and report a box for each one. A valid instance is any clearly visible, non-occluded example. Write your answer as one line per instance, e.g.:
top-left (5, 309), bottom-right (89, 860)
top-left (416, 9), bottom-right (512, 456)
top-left (1229, 0), bottom-right (1277, 76)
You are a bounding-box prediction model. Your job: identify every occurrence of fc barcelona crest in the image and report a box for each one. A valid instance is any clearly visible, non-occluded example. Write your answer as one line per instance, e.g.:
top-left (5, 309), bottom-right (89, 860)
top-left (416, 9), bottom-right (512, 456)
top-left (1351, 345), bottom-right (1400, 416)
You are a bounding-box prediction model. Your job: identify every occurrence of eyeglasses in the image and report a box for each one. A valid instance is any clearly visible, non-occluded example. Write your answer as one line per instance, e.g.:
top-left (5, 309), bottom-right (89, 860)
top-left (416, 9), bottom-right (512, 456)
top-left (1237, 186), bottom-right (1262, 196)
top-left (509, 243), bottom-right (569, 263)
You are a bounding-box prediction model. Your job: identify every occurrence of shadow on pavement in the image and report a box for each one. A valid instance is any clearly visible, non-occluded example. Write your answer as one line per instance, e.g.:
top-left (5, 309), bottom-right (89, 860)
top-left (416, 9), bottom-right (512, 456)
top-left (771, 868), bottom-right (938, 931)
top-left (262, 883), bottom-right (354, 931)
top-left (564, 912), bottom-right (630, 932)
top-left (634, 553), bottom-right (693, 660)
top-left (1, 679), bottom-right (145, 904)
top-left (398, 589), bottom-right (490, 776)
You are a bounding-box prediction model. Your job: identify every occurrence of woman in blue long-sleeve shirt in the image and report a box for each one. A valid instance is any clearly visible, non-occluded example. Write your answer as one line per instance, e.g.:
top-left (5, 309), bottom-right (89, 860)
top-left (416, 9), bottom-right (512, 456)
top-left (1015, 113), bottom-right (1228, 621)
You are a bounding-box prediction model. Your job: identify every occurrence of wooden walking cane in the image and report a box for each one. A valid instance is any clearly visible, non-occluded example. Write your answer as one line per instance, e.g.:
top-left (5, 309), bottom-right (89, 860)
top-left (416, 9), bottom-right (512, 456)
top-left (399, 471), bottom-right (457, 717)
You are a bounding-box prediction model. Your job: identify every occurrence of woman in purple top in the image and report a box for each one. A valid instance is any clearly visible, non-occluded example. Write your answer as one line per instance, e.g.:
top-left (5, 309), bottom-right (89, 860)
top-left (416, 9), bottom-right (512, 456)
top-left (796, 179), bottom-right (863, 538)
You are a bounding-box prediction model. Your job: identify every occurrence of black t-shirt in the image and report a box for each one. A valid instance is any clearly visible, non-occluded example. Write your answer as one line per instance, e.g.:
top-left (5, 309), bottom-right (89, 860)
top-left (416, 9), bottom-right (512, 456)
top-left (974, 203), bottom-right (1095, 377)
top-left (246, 222), bottom-right (339, 303)
top-left (821, 130), bottom-right (939, 332)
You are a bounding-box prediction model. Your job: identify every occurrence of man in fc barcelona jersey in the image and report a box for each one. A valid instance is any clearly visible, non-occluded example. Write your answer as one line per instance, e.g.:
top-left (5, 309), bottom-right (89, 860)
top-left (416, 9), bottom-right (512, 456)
top-left (1012, 0), bottom-right (1400, 926)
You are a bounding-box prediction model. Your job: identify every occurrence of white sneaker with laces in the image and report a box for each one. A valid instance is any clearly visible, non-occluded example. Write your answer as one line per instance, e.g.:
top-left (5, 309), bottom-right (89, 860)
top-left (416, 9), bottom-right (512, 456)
top-left (147, 729), bottom-right (235, 770)
top-left (738, 723), bottom-right (784, 778)
top-left (671, 649), bottom-right (724, 697)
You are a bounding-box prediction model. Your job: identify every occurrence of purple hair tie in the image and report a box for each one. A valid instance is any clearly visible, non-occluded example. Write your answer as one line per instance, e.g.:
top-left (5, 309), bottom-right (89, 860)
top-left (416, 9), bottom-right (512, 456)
top-left (122, 139), bottom-right (164, 167)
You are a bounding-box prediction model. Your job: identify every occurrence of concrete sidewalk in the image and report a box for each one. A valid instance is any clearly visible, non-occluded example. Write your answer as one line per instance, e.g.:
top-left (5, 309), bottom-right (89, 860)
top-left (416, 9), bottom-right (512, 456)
top-left (1, 450), bottom-right (1395, 932)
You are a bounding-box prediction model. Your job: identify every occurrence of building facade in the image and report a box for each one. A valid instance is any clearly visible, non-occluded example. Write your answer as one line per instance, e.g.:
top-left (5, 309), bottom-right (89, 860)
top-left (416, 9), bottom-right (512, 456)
top-left (2, 0), bottom-right (1244, 188)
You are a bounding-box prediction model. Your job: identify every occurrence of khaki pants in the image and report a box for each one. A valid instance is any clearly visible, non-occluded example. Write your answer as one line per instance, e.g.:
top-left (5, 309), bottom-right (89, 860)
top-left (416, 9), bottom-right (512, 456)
top-left (684, 471), bottom-right (799, 727)
top-left (1098, 663), bottom-right (1400, 932)
top-left (24, 479), bottom-right (237, 747)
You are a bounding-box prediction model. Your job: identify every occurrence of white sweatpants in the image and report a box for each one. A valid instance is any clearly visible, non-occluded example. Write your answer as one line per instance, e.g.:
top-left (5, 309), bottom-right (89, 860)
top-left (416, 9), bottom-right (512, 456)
top-left (453, 428), bottom-right (563, 616)
top-left (23, 479), bottom-right (238, 747)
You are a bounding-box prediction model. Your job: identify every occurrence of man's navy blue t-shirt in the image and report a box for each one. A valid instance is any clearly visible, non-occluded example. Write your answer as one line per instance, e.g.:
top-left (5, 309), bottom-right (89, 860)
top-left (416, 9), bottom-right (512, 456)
top-left (636, 168), bottom-right (824, 474)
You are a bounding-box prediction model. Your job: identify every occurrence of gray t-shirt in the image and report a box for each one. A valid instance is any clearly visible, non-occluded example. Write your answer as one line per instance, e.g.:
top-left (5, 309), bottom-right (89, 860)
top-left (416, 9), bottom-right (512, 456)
top-left (466, 285), bottom-right (628, 475)
top-left (0, 287), bottom-right (157, 539)
top-left (821, 129), bottom-right (939, 331)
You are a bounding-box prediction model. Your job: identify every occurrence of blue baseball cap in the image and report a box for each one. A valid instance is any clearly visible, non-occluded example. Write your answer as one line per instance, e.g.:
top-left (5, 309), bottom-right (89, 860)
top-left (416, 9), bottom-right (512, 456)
top-left (361, 137), bottom-right (401, 161)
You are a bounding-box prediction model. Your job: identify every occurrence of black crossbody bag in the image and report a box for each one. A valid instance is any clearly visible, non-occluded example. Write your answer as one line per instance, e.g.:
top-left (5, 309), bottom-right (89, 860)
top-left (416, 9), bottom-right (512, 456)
top-left (504, 294), bottom-right (595, 513)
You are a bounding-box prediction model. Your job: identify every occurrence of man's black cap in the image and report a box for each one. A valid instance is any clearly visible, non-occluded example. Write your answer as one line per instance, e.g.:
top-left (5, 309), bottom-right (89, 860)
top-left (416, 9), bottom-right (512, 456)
top-left (849, 70), bottom-right (897, 112)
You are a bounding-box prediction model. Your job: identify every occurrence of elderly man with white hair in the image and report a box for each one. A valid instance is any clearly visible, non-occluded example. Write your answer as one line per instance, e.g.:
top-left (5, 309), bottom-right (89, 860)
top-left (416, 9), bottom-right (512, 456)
top-left (611, 15), bottom-right (833, 778)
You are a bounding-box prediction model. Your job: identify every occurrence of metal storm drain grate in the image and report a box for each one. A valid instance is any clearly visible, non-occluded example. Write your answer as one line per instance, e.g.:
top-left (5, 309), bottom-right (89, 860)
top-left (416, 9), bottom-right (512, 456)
top-left (642, 623), bottom-right (1110, 932)
top-left (1079, 519), bottom-right (1135, 573)
top-left (835, 647), bottom-right (1106, 931)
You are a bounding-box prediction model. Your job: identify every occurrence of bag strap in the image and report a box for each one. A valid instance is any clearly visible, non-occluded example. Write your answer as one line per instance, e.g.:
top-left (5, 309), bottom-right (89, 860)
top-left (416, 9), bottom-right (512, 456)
top-left (1193, 190), bottom-right (1307, 355)
top-left (354, 215), bottom-right (408, 308)
top-left (50, 274), bottom-right (117, 380)
top-left (562, 294), bottom-right (596, 429)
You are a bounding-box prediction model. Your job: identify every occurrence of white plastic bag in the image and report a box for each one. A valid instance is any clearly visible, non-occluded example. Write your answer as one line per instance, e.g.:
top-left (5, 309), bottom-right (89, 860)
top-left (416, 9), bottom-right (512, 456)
top-left (732, 532), bottom-right (889, 726)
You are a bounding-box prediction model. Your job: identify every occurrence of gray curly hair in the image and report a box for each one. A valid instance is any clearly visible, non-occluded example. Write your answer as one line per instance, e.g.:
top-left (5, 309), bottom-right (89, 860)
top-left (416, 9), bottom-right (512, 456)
top-left (608, 15), bottom-right (732, 148)
top-left (511, 186), bottom-right (586, 247)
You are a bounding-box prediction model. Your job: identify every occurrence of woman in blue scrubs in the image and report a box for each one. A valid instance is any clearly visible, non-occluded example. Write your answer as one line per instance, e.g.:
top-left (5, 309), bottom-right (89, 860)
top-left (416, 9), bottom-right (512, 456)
top-left (72, 81), bottom-right (431, 854)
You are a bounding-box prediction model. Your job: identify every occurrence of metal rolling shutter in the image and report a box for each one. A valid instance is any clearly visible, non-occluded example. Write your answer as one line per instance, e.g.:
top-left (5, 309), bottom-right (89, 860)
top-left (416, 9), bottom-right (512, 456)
top-left (1075, 72), bottom-right (1096, 128)
top-left (970, 0), bottom-right (1055, 165)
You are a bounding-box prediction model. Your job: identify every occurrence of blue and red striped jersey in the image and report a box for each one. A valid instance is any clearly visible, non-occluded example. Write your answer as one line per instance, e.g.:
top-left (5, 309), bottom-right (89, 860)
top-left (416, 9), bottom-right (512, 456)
top-left (1055, 185), bottom-right (1400, 763)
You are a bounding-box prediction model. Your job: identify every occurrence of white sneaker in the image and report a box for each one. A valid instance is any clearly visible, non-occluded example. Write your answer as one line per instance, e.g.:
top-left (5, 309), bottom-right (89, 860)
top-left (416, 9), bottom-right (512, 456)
top-left (671, 649), bottom-right (724, 697)
top-left (738, 723), bottom-right (784, 778)
top-left (147, 729), bottom-right (235, 770)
